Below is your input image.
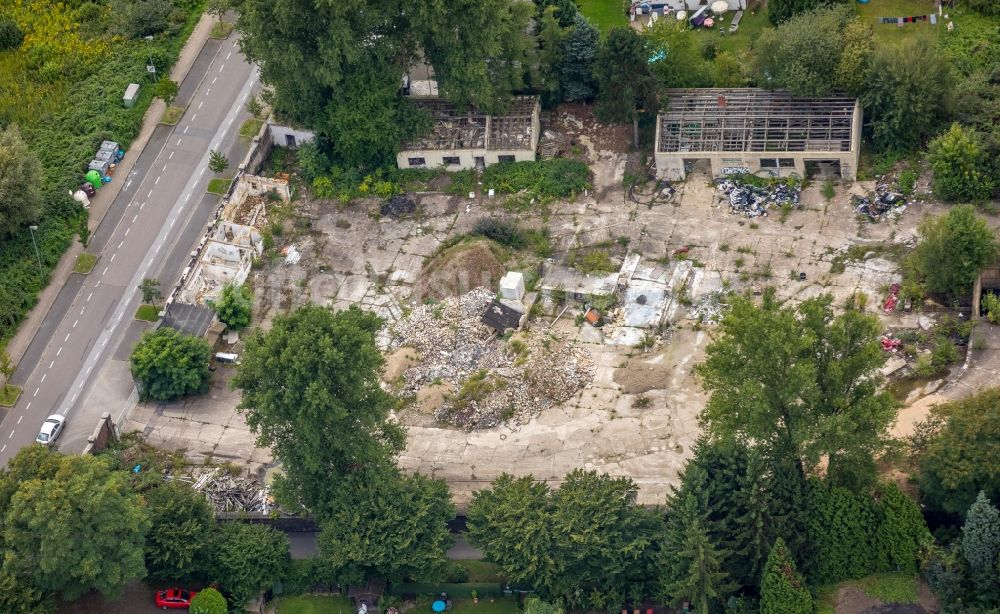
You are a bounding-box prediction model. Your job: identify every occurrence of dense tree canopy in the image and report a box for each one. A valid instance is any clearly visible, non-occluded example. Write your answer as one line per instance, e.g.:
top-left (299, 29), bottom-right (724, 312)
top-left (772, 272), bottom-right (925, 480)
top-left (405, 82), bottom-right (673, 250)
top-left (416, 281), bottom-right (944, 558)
top-left (211, 283), bottom-right (253, 329)
top-left (2, 452), bottom-right (149, 601)
top-left (237, 0), bottom-right (532, 168)
top-left (317, 470), bottom-right (454, 585)
top-left (961, 492), bottom-right (1000, 596)
top-left (213, 522), bottom-right (289, 604)
top-left (468, 470), bottom-right (660, 609)
top-left (130, 327), bottom-right (212, 401)
top-left (233, 305), bottom-right (404, 513)
top-left (560, 13), bottom-right (599, 102)
top-left (916, 389), bottom-right (1000, 515)
top-left (696, 290), bottom-right (895, 484)
top-left (753, 6), bottom-right (864, 97)
top-left (909, 205), bottom-right (999, 302)
top-left (759, 539), bottom-right (812, 614)
top-left (144, 482), bottom-right (215, 583)
top-left (595, 27), bottom-right (656, 147)
top-left (861, 37), bottom-right (953, 152)
top-left (659, 494), bottom-right (736, 613)
top-left (0, 125), bottom-right (43, 239)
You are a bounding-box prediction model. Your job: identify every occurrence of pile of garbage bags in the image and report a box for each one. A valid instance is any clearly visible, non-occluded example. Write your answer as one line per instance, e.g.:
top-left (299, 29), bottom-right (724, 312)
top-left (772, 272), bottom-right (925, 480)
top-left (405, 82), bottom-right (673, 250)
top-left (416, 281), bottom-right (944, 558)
top-left (854, 183), bottom-right (907, 221)
top-left (716, 178), bottom-right (801, 218)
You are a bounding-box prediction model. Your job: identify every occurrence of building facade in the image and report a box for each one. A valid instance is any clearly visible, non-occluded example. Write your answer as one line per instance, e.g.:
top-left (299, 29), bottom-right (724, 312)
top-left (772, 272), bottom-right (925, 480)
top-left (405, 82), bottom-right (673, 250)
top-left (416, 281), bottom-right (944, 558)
top-left (654, 89), bottom-right (862, 181)
top-left (396, 97), bottom-right (540, 171)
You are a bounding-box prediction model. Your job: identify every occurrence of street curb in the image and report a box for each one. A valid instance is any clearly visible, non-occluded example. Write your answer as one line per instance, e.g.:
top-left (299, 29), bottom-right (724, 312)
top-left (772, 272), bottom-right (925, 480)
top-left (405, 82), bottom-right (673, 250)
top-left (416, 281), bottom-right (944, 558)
top-left (3, 14), bottom-right (218, 372)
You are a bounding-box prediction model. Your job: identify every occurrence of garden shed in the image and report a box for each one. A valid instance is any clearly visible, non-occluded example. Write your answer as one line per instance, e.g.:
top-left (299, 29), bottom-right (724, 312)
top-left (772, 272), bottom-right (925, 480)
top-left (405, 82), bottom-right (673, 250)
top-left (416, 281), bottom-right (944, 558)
top-left (654, 88), bottom-right (862, 181)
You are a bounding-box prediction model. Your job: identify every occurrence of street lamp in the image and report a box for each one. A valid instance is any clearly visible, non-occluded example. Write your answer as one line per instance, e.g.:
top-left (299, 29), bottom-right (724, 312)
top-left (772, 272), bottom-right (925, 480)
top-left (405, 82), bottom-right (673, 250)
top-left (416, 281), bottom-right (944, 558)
top-left (28, 225), bottom-right (42, 273)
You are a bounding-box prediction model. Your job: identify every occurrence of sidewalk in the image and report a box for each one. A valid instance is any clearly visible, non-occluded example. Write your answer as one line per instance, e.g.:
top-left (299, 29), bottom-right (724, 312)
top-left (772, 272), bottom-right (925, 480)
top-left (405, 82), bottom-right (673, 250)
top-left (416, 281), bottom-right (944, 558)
top-left (4, 14), bottom-right (217, 369)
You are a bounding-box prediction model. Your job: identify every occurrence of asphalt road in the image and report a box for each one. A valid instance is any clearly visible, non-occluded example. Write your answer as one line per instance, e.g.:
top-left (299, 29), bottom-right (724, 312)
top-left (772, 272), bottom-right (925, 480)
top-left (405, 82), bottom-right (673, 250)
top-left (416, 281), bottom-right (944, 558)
top-left (1, 35), bottom-right (258, 463)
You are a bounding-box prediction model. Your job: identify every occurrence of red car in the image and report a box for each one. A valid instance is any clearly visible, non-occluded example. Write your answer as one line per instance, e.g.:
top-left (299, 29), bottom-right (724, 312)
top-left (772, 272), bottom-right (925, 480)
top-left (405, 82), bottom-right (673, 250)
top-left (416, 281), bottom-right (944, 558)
top-left (155, 588), bottom-right (197, 609)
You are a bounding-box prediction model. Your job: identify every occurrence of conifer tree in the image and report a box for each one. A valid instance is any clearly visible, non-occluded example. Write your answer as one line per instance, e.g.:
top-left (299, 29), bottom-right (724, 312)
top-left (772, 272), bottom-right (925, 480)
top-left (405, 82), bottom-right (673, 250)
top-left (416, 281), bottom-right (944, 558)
top-left (760, 538), bottom-right (813, 614)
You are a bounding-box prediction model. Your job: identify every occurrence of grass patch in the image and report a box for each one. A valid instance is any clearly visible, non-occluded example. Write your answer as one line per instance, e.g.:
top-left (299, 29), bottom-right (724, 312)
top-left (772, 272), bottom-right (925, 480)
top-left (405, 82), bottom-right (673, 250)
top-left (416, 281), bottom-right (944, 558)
top-left (0, 384), bottom-right (22, 407)
top-left (856, 0), bottom-right (937, 46)
top-left (207, 177), bottom-right (232, 195)
top-left (239, 118), bottom-right (264, 139)
top-left (691, 5), bottom-right (771, 56)
top-left (210, 21), bottom-right (235, 39)
top-left (450, 597), bottom-right (518, 614)
top-left (577, 0), bottom-right (624, 32)
top-left (858, 573), bottom-right (920, 604)
top-left (73, 252), bottom-right (98, 274)
top-left (160, 105), bottom-right (185, 125)
top-left (273, 595), bottom-right (355, 614)
top-left (134, 304), bottom-right (160, 322)
top-left (460, 560), bottom-right (503, 583)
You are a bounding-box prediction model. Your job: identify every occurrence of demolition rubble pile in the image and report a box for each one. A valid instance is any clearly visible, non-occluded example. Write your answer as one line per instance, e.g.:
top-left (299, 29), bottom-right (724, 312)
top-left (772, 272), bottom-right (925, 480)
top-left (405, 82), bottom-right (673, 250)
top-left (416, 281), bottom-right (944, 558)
top-left (853, 180), bottom-right (908, 221)
top-left (168, 468), bottom-right (271, 513)
top-left (382, 288), bottom-right (594, 429)
top-left (716, 178), bottom-right (801, 218)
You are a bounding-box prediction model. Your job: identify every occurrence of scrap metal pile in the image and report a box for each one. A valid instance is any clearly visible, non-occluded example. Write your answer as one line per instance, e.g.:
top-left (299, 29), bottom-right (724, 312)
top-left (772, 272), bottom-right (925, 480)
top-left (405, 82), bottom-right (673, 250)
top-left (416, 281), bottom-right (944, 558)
top-left (381, 288), bottom-right (594, 429)
top-left (854, 182), bottom-right (908, 221)
top-left (716, 178), bottom-right (801, 218)
top-left (168, 468), bottom-right (271, 513)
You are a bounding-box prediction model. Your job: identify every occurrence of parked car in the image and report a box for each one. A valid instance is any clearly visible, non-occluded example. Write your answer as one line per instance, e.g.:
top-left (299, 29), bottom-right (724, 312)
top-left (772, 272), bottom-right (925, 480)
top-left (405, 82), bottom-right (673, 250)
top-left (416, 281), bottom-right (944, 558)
top-left (155, 588), bottom-right (197, 609)
top-left (35, 415), bottom-right (65, 445)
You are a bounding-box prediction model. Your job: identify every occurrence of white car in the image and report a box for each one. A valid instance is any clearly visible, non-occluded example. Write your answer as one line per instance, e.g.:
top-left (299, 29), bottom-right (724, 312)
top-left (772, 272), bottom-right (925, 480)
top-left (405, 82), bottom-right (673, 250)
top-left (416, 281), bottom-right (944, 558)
top-left (36, 415), bottom-right (65, 446)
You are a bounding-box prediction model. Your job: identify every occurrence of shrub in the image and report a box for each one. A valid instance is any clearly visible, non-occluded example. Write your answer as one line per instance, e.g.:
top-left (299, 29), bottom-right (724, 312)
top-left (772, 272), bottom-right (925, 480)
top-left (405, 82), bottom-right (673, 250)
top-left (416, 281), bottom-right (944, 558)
top-left (210, 283), bottom-right (252, 329)
top-left (482, 159), bottom-right (590, 199)
top-left (129, 327), bottom-right (212, 401)
top-left (982, 292), bottom-right (1000, 323)
top-left (0, 19), bottom-right (24, 51)
top-left (928, 123), bottom-right (995, 202)
top-left (190, 587), bottom-right (227, 614)
top-left (112, 0), bottom-right (176, 38)
top-left (472, 218), bottom-right (524, 249)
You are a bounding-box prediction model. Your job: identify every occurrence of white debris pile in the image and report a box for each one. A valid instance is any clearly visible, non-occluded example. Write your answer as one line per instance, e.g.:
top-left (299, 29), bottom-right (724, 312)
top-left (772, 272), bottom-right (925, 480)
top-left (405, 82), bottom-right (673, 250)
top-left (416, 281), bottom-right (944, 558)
top-left (383, 288), bottom-right (594, 429)
top-left (689, 292), bottom-right (728, 324)
top-left (167, 468), bottom-right (271, 513)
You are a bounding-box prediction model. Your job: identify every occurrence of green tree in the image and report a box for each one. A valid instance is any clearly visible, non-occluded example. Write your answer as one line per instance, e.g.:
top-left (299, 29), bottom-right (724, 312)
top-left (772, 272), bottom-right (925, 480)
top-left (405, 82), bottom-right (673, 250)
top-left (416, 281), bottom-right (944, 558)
top-left (961, 492), bottom-right (1000, 594)
top-left (805, 481), bottom-right (879, 583)
top-left (130, 327), bottom-right (212, 401)
top-left (0, 349), bottom-right (16, 399)
top-left (696, 290), bottom-right (895, 483)
top-left (644, 21), bottom-right (713, 89)
top-left (713, 52), bottom-right (747, 88)
top-left (753, 6), bottom-right (855, 97)
top-left (413, 0), bottom-right (533, 113)
top-left (208, 150), bottom-right (229, 175)
top-left (468, 470), bottom-right (659, 608)
top-left (660, 494), bottom-right (736, 613)
top-left (760, 538), bottom-right (812, 614)
top-left (206, 0), bottom-right (230, 22)
top-left (152, 77), bottom-right (180, 107)
top-left (595, 27), bottom-right (656, 148)
top-left (873, 482), bottom-right (931, 574)
top-left (317, 470), bottom-right (454, 584)
top-left (111, 0), bottom-right (174, 38)
top-left (928, 123), bottom-right (995, 202)
top-left (910, 205), bottom-right (999, 301)
top-left (560, 13), bottom-right (599, 102)
top-left (916, 388), bottom-right (1000, 514)
top-left (835, 19), bottom-right (874, 96)
top-left (213, 522), bottom-right (289, 604)
top-left (0, 125), bottom-right (43, 238)
top-left (232, 305), bottom-right (404, 512)
top-left (211, 283), bottom-right (252, 329)
top-left (2, 453), bottom-right (150, 600)
top-left (535, 6), bottom-right (567, 106)
top-left (0, 569), bottom-right (48, 614)
top-left (139, 278), bottom-right (161, 304)
top-left (767, 0), bottom-right (833, 25)
top-left (861, 37), bottom-right (953, 151)
top-left (190, 587), bottom-right (227, 614)
top-left (144, 482), bottom-right (215, 582)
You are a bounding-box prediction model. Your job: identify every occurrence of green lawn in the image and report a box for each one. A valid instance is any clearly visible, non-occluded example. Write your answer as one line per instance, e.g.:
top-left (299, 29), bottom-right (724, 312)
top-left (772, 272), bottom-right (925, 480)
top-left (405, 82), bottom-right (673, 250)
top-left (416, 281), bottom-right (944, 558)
top-left (240, 118), bottom-right (264, 139)
top-left (449, 597), bottom-right (518, 614)
top-left (459, 560), bottom-right (502, 583)
top-left (273, 596), bottom-right (355, 614)
top-left (160, 105), bottom-right (185, 125)
top-left (135, 304), bottom-right (160, 322)
top-left (578, 0), bottom-right (625, 33)
top-left (0, 384), bottom-right (22, 407)
top-left (207, 177), bottom-right (232, 195)
top-left (688, 4), bottom-right (771, 57)
top-left (856, 0), bottom-right (938, 45)
top-left (815, 573), bottom-right (920, 613)
top-left (73, 252), bottom-right (98, 274)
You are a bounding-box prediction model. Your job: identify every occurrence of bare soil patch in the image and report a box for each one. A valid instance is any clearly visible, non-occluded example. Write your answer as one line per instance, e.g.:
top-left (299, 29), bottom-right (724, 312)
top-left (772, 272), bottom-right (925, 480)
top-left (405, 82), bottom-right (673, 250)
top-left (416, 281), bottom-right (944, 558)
top-left (384, 347), bottom-right (422, 383)
top-left (614, 352), bottom-right (673, 394)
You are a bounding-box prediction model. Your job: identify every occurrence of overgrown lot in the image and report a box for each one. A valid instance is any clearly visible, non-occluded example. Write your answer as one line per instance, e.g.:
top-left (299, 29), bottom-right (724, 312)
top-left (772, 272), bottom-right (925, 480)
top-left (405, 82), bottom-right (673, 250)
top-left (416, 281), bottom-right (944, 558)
top-left (0, 0), bottom-right (204, 345)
